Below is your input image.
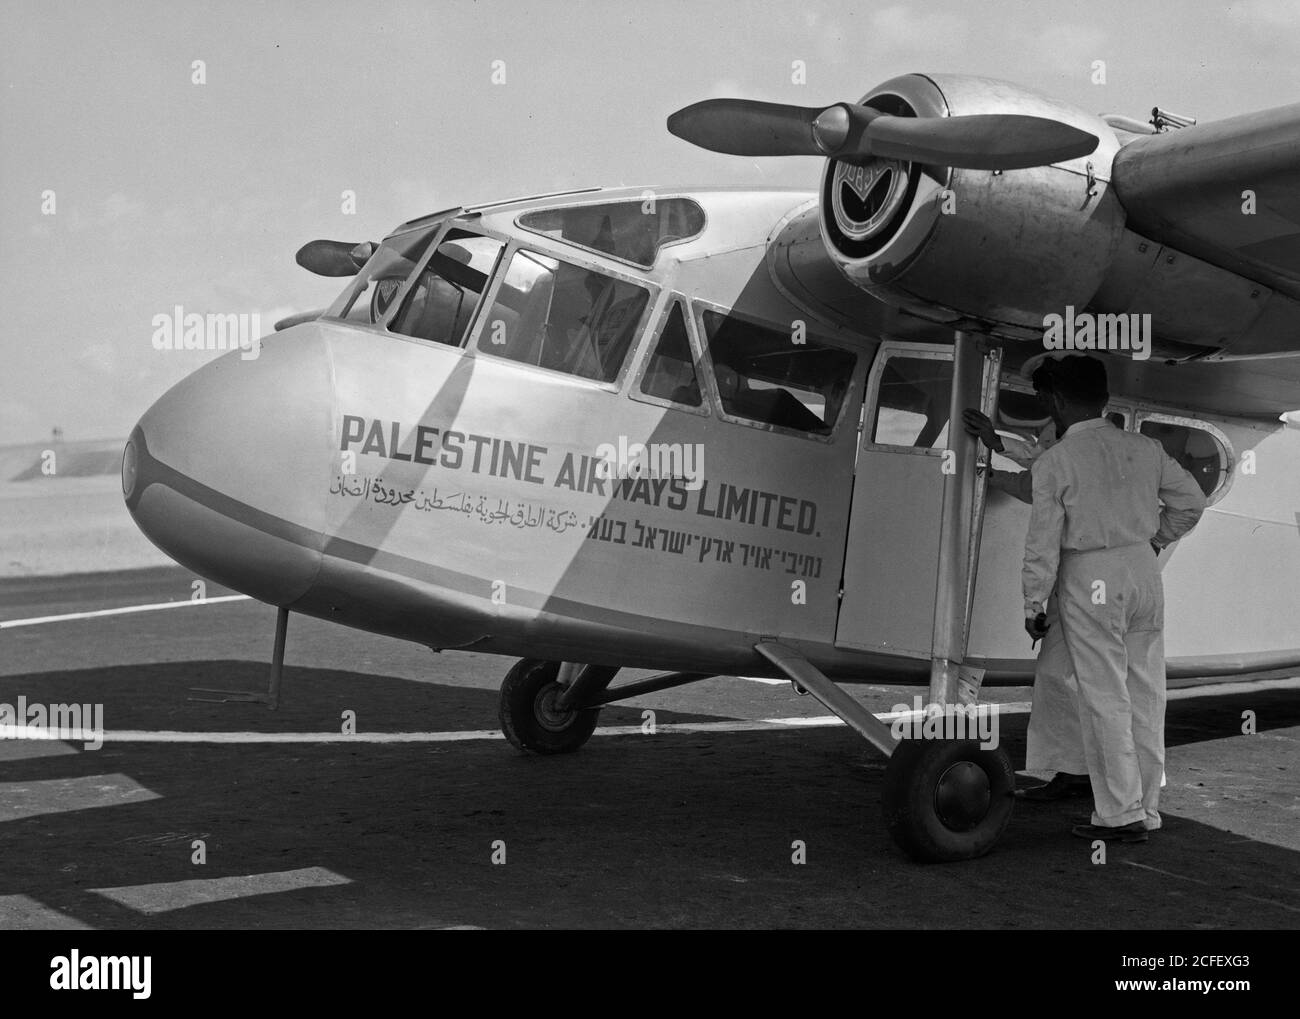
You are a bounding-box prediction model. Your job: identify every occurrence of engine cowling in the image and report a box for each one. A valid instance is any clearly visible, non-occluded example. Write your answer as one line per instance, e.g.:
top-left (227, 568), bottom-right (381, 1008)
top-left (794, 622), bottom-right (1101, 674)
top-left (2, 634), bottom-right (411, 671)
top-left (820, 74), bottom-right (1127, 339)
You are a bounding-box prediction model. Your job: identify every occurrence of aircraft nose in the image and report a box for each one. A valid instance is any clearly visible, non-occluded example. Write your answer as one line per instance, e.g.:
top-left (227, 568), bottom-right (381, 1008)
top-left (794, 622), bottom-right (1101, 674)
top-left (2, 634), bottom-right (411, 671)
top-left (123, 325), bottom-right (333, 605)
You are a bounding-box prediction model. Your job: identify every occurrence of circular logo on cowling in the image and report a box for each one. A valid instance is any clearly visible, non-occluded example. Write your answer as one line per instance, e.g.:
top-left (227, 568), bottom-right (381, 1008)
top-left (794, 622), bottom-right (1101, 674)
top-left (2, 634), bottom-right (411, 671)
top-left (830, 157), bottom-right (911, 243)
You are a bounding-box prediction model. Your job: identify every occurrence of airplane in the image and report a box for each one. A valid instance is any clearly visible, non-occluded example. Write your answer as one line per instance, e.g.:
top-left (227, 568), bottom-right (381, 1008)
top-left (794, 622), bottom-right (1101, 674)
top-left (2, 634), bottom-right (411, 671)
top-left (121, 72), bottom-right (1300, 863)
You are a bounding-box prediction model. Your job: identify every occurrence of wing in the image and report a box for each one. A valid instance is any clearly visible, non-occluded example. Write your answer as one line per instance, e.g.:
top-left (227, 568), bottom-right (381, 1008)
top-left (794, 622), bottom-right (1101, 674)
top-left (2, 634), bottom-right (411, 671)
top-left (1112, 103), bottom-right (1300, 304)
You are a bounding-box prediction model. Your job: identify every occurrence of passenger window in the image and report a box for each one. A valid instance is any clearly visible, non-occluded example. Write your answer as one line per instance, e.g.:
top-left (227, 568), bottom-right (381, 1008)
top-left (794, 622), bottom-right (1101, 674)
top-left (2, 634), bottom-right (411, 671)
top-left (388, 232), bottom-right (503, 346)
top-left (639, 303), bottom-right (701, 407)
top-left (478, 249), bottom-right (650, 382)
top-left (871, 356), bottom-right (953, 448)
top-left (1140, 418), bottom-right (1230, 499)
top-left (701, 311), bottom-right (855, 434)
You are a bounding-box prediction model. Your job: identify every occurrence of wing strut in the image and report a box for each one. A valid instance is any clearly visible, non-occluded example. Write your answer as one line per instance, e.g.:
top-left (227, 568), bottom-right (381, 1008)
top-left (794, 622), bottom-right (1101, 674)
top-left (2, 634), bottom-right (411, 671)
top-left (753, 642), bottom-right (898, 757)
top-left (929, 332), bottom-right (997, 706)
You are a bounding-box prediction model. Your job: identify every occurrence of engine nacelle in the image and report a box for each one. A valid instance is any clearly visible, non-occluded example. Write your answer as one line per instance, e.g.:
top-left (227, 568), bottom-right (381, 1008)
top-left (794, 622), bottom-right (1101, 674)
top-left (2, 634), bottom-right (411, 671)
top-left (821, 74), bottom-right (1127, 338)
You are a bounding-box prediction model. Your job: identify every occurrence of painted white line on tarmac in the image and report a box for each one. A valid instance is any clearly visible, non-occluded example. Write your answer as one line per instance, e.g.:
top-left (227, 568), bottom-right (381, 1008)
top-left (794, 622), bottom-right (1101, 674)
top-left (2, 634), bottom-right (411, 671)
top-left (93, 867), bottom-right (351, 915)
top-left (879, 702), bottom-right (1033, 719)
top-left (1168, 675), bottom-right (1300, 697)
top-left (1123, 861), bottom-right (1300, 914)
top-left (95, 729), bottom-right (508, 744)
top-left (52, 705), bottom-right (1035, 745)
top-left (2, 678), bottom-right (1282, 747)
top-left (89, 720), bottom-right (835, 743)
top-left (1122, 860), bottom-right (1208, 884)
top-left (0, 895), bottom-right (93, 930)
top-left (0, 774), bottom-right (160, 823)
top-left (0, 595), bottom-right (252, 629)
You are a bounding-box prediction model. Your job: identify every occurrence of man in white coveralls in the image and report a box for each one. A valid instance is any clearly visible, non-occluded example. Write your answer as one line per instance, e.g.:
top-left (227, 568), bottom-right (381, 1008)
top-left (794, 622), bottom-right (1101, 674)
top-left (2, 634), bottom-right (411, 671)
top-left (1021, 355), bottom-right (1206, 841)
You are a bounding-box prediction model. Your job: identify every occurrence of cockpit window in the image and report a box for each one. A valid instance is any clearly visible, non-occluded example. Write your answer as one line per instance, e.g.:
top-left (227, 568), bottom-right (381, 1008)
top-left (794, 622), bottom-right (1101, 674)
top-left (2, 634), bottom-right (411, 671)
top-left (701, 310), bottom-right (855, 435)
top-left (387, 231), bottom-right (504, 346)
top-left (325, 223), bottom-right (442, 323)
top-left (516, 198), bottom-right (706, 269)
top-left (476, 248), bottom-right (650, 383)
top-left (640, 302), bottom-right (702, 407)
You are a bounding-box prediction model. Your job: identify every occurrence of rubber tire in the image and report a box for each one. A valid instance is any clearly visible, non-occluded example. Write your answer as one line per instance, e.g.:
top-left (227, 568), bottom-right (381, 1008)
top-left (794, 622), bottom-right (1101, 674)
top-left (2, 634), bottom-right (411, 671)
top-left (882, 739), bottom-right (1015, 863)
top-left (499, 659), bottom-right (600, 755)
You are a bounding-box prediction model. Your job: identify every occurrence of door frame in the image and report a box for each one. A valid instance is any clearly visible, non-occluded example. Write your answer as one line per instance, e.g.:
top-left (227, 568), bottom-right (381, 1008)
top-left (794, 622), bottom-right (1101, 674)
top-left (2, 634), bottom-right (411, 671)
top-left (835, 337), bottom-right (1001, 689)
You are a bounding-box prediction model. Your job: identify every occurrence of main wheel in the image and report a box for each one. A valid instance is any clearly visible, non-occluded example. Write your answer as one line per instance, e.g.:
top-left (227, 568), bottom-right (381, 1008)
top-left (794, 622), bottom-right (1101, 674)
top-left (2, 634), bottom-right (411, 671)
top-left (882, 739), bottom-right (1015, 862)
top-left (499, 659), bottom-right (600, 755)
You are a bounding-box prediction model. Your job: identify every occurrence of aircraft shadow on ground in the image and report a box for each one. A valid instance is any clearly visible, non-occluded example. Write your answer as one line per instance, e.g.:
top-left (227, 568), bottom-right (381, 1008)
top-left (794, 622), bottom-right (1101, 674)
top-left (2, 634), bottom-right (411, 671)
top-left (0, 661), bottom-right (732, 734)
top-left (0, 663), bottom-right (1296, 929)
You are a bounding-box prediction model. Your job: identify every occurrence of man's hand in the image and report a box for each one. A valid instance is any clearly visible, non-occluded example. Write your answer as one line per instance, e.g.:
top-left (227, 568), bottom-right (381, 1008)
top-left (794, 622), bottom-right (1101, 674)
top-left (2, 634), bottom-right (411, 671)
top-left (1025, 612), bottom-right (1050, 646)
top-left (962, 408), bottom-right (1003, 452)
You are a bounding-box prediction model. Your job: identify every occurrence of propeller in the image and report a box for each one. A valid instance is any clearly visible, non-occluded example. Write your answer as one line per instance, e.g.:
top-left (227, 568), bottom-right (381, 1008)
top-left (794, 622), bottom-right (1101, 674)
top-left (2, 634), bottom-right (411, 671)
top-left (295, 239), bottom-right (377, 277)
top-left (667, 99), bottom-right (1098, 170)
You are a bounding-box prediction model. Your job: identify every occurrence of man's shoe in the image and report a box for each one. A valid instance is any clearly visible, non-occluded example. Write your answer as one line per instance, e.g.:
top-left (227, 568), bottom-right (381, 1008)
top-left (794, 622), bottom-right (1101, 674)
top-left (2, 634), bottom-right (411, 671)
top-left (1071, 821), bottom-right (1148, 843)
top-left (1018, 772), bottom-right (1092, 801)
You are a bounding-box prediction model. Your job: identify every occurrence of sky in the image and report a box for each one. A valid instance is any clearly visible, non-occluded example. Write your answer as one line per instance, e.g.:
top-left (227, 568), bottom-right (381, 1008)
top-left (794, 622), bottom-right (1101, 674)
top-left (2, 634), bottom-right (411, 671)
top-left (2, 0), bottom-right (1298, 444)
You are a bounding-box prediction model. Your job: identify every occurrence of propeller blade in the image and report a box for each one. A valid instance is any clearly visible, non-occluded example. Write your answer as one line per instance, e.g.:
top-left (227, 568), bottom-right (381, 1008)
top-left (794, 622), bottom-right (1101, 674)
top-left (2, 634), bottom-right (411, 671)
top-left (295, 239), bottom-right (373, 277)
top-left (858, 113), bottom-right (1099, 169)
top-left (669, 98), bottom-right (1099, 170)
top-left (666, 99), bottom-right (831, 157)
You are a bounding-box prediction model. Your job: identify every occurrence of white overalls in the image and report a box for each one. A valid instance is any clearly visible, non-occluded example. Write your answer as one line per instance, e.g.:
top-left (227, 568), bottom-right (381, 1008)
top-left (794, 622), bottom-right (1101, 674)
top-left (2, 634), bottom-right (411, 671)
top-left (1022, 419), bottom-right (1205, 828)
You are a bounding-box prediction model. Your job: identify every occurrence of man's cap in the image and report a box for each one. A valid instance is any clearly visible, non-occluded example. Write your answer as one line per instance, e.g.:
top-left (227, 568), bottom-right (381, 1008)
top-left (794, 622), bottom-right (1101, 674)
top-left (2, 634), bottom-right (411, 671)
top-left (1052, 355), bottom-right (1109, 403)
top-left (1030, 360), bottom-right (1057, 394)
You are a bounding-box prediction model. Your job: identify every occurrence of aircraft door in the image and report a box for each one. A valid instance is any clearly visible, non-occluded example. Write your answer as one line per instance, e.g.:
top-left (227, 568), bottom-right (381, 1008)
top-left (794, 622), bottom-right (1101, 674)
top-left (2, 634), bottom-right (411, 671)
top-left (835, 340), bottom-right (999, 675)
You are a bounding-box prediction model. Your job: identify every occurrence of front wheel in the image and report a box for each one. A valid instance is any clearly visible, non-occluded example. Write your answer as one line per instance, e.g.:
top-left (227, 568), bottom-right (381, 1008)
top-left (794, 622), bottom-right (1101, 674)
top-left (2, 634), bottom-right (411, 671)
top-left (499, 659), bottom-right (600, 755)
top-left (882, 739), bottom-right (1015, 863)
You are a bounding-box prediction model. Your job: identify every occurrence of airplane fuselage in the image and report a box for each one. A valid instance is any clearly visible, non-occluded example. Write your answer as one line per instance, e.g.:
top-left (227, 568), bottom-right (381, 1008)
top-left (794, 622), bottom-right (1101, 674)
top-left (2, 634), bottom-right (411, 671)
top-left (123, 188), bottom-right (1300, 686)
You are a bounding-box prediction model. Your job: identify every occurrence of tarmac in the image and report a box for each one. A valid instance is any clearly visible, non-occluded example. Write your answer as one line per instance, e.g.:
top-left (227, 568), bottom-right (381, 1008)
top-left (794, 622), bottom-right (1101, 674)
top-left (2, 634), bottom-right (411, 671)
top-left (1, 567), bottom-right (1296, 929)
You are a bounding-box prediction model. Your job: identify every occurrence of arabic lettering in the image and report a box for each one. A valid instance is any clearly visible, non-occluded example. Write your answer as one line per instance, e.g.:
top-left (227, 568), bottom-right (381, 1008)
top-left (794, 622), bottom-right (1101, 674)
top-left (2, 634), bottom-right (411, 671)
top-left (330, 474), bottom-right (582, 533)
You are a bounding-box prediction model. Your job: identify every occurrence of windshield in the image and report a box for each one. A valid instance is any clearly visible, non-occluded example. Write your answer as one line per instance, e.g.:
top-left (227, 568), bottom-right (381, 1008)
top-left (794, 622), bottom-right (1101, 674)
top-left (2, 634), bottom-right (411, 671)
top-left (386, 231), bottom-right (504, 346)
top-left (476, 248), bottom-right (650, 382)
